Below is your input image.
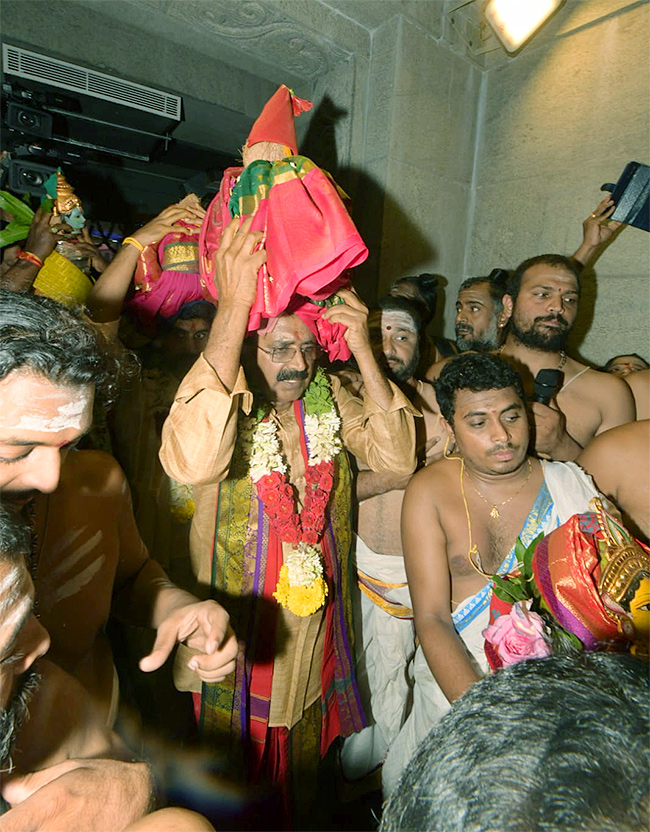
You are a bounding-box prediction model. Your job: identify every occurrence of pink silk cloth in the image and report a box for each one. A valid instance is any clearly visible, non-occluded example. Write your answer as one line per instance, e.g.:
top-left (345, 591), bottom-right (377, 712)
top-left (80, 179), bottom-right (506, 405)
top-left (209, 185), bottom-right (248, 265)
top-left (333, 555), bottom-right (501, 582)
top-left (531, 512), bottom-right (638, 651)
top-left (125, 223), bottom-right (208, 334)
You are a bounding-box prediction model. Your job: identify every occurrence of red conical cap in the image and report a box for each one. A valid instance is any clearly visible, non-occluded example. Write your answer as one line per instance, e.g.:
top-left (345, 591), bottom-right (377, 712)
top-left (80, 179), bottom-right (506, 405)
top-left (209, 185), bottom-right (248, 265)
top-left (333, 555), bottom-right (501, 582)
top-left (245, 85), bottom-right (313, 155)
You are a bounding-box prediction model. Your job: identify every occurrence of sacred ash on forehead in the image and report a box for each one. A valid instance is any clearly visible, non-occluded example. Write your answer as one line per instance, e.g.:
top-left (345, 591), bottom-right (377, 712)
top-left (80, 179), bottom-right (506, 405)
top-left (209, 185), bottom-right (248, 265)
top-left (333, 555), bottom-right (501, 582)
top-left (3, 391), bottom-right (92, 433)
top-left (381, 310), bottom-right (418, 333)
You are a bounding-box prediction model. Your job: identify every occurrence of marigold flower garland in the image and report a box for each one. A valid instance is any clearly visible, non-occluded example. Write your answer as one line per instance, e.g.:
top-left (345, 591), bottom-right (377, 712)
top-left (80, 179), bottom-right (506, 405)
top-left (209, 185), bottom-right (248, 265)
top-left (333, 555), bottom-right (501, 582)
top-left (242, 367), bottom-right (341, 616)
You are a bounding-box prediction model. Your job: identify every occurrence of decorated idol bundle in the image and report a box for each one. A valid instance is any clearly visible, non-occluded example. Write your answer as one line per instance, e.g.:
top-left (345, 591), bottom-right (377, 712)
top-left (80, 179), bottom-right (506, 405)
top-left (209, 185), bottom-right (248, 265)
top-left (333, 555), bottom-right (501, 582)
top-left (483, 500), bottom-right (650, 669)
top-left (126, 85), bottom-right (368, 356)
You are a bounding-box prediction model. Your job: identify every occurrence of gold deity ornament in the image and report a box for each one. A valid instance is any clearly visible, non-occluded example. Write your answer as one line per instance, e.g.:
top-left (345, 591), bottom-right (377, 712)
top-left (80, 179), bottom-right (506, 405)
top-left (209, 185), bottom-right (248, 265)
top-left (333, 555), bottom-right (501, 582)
top-left (51, 170), bottom-right (86, 231)
top-left (53, 170), bottom-right (81, 215)
top-left (595, 500), bottom-right (650, 659)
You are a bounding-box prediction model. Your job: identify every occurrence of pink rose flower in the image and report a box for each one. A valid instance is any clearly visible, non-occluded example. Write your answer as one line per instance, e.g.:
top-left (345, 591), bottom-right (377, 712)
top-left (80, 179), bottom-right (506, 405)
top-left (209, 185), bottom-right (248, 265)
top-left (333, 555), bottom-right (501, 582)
top-left (483, 600), bottom-right (552, 667)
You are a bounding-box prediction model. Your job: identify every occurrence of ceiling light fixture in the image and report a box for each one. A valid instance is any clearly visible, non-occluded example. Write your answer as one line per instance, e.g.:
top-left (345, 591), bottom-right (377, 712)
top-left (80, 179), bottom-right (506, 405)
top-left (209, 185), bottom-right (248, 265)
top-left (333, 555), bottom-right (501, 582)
top-left (485, 0), bottom-right (565, 54)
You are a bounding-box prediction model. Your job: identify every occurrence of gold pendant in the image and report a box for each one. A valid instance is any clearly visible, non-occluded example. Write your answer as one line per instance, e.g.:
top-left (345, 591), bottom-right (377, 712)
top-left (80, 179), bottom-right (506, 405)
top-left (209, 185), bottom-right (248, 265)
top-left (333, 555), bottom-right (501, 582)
top-left (490, 506), bottom-right (500, 520)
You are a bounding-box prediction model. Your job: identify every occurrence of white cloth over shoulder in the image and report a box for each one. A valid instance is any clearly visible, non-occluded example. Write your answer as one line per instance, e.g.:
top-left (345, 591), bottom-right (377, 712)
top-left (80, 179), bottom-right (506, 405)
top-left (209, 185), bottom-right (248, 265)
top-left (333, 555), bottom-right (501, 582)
top-left (382, 459), bottom-right (602, 798)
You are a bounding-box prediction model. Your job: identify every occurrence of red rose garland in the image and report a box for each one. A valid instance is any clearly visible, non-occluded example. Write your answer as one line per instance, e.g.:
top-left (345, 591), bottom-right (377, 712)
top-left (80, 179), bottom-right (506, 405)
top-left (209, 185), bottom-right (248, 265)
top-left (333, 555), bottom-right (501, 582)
top-left (256, 459), bottom-right (335, 545)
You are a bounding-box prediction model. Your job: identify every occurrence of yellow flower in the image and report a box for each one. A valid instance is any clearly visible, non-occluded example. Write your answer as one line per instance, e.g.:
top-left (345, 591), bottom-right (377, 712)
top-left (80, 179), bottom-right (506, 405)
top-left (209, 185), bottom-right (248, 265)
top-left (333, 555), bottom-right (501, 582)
top-left (273, 565), bottom-right (328, 616)
top-left (169, 498), bottom-right (195, 524)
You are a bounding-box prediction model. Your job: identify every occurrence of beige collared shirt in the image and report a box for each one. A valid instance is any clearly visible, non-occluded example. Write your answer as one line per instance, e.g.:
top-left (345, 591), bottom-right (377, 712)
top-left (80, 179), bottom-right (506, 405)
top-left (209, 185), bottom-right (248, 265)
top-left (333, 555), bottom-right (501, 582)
top-left (159, 355), bottom-right (418, 724)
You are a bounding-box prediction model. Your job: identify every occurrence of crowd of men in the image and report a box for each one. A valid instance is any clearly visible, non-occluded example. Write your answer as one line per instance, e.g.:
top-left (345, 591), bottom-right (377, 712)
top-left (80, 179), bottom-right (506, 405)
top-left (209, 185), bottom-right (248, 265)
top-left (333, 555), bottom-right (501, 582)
top-left (0, 166), bottom-right (647, 832)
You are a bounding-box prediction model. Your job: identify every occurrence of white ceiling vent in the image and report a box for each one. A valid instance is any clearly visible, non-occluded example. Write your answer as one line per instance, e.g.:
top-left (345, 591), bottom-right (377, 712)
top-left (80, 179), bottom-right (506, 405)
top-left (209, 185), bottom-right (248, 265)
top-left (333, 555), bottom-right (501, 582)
top-left (3, 44), bottom-right (181, 121)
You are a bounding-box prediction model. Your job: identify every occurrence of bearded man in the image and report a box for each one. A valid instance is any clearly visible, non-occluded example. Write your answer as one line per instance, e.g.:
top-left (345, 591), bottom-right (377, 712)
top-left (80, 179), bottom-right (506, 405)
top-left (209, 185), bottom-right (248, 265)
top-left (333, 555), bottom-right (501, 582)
top-left (453, 269), bottom-right (509, 354)
top-left (159, 217), bottom-right (417, 822)
top-left (499, 254), bottom-right (635, 459)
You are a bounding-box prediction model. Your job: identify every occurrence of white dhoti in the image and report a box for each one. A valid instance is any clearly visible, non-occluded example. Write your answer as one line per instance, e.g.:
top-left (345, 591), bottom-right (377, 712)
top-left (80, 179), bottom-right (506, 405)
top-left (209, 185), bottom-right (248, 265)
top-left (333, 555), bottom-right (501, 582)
top-left (382, 461), bottom-right (603, 798)
top-left (382, 602), bottom-right (489, 797)
top-left (341, 534), bottom-right (416, 780)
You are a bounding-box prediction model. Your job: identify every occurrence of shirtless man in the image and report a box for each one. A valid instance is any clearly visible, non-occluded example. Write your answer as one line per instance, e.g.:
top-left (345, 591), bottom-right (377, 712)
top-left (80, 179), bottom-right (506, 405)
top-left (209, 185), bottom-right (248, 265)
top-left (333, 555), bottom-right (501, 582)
top-left (0, 508), bottom-right (215, 831)
top-left (0, 291), bottom-right (237, 722)
top-left (382, 353), bottom-right (602, 795)
top-left (426, 197), bottom-right (624, 383)
top-left (499, 254), bottom-right (635, 460)
top-left (0, 506), bottom-right (150, 830)
top-left (577, 420), bottom-right (650, 542)
top-left (341, 295), bottom-right (441, 781)
top-left (452, 270), bottom-right (509, 354)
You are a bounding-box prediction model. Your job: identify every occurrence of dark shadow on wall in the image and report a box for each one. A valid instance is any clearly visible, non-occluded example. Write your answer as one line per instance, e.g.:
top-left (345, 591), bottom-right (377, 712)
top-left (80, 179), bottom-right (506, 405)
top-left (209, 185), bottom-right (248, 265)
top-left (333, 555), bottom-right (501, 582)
top-left (568, 266), bottom-right (598, 365)
top-left (300, 97), bottom-right (438, 307)
top-left (301, 94), bottom-right (346, 178)
top-left (339, 166), bottom-right (437, 305)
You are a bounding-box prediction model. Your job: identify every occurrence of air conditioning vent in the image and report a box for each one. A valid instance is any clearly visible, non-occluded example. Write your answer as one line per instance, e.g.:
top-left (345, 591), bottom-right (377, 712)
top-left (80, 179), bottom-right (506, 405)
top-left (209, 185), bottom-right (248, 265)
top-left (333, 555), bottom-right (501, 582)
top-left (3, 44), bottom-right (181, 121)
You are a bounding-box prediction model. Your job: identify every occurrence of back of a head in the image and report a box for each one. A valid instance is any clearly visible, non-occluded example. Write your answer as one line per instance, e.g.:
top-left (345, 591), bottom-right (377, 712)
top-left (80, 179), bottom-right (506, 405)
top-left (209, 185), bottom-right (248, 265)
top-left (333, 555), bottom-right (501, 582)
top-left (389, 274), bottom-right (440, 325)
top-left (381, 652), bottom-right (650, 832)
top-left (0, 291), bottom-right (118, 403)
top-left (0, 505), bottom-right (31, 566)
top-left (434, 352), bottom-right (525, 425)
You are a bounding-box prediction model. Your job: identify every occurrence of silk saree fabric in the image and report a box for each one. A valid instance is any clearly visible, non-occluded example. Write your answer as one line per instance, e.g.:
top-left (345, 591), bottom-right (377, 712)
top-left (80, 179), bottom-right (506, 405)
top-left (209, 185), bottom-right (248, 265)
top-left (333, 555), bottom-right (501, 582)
top-left (198, 404), bottom-right (364, 788)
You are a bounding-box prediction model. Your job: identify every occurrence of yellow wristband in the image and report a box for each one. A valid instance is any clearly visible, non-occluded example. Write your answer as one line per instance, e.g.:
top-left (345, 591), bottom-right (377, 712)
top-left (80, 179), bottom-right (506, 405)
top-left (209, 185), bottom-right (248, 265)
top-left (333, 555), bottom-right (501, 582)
top-left (123, 236), bottom-right (145, 253)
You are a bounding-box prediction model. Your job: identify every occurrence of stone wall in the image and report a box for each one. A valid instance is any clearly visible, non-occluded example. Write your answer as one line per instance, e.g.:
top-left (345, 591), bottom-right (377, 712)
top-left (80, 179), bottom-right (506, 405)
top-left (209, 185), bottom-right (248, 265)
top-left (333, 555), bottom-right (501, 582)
top-left (465, 1), bottom-right (650, 364)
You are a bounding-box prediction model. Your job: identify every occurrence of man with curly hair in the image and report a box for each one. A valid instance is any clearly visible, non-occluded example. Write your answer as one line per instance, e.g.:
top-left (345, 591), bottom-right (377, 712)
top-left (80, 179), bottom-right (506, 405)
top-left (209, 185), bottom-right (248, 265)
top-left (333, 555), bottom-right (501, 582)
top-left (0, 291), bottom-right (236, 724)
top-left (383, 352), bottom-right (602, 795)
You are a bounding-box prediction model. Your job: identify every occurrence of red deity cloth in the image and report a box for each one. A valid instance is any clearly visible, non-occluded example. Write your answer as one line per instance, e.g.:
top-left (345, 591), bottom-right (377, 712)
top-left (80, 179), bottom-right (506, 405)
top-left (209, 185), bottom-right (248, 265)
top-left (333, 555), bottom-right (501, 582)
top-left (199, 157), bottom-right (368, 359)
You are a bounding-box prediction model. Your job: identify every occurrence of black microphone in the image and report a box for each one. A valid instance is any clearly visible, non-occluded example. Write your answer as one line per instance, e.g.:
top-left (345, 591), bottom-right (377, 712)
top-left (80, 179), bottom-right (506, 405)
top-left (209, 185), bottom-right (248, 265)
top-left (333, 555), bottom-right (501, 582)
top-left (533, 369), bottom-right (563, 405)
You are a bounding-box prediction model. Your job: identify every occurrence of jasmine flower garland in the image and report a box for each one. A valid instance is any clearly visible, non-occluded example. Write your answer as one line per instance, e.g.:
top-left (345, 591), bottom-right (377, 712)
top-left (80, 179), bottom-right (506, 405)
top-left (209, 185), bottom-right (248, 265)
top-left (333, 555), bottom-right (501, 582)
top-left (242, 368), bottom-right (340, 616)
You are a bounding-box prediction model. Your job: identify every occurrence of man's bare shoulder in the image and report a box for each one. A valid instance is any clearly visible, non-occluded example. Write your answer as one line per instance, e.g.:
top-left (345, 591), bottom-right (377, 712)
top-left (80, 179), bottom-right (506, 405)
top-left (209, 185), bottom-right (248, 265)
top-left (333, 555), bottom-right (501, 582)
top-left (14, 659), bottom-right (118, 771)
top-left (425, 356), bottom-right (453, 382)
top-left (626, 369), bottom-right (650, 419)
top-left (580, 418), bottom-right (649, 460)
top-left (414, 378), bottom-right (438, 407)
top-left (60, 450), bottom-right (129, 499)
top-left (405, 456), bottom-right (459, 502)
top-left (566, 364), bottom-right (628, 395)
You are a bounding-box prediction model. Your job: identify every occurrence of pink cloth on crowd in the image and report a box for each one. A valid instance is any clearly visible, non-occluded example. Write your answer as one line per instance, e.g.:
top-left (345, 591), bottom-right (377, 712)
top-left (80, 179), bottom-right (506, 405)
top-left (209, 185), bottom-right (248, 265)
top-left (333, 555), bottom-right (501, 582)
top-left (125, 222), bottom-right (207, 333)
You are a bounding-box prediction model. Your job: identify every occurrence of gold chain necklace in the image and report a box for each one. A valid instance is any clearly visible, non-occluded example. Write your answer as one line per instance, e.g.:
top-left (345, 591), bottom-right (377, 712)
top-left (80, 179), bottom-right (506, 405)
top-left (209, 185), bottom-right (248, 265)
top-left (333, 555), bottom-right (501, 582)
top-left (464, 458), bottom-right (533, 519)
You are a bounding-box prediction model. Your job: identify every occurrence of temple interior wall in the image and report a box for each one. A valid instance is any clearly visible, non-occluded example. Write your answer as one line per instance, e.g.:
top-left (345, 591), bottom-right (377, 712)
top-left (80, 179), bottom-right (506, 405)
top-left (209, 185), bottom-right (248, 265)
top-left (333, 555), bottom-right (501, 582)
top-left (1, 0), bottom-right (648, 364)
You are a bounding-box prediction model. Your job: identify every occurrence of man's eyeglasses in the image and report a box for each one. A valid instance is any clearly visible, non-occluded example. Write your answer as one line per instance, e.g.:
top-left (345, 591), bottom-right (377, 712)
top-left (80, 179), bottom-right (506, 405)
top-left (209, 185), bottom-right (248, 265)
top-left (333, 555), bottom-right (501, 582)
top-left (257, 344), bottom-right (324, 364)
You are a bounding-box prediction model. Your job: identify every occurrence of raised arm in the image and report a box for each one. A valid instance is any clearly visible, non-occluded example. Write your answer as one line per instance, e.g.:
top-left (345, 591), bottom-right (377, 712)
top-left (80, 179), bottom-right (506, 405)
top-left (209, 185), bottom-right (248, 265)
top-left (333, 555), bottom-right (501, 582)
top-left (86, 196), bottom-right (204, 323)
top-left (0, 208), bottom-right (62, 292)
top-left (626, 368), bottom-right (650, 420)
top-left (201, 214), bottom-right (265, 390)
top-left (402, 470), bottom-right (481, 702)
top-left (159, 215), bottom-right (265, 485)
top-left (571, 196), bottom-right (623, 269)
top-left (322, 288), bottom-right (395, 410)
